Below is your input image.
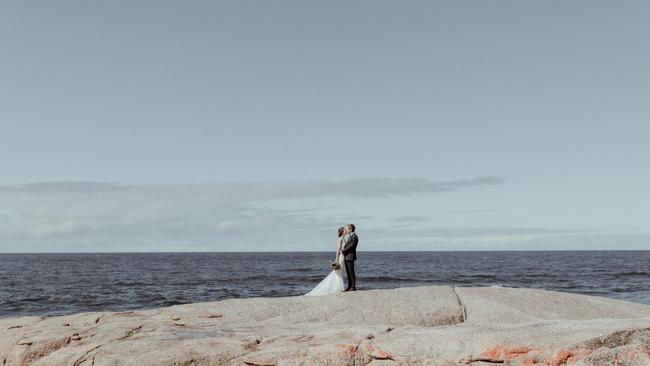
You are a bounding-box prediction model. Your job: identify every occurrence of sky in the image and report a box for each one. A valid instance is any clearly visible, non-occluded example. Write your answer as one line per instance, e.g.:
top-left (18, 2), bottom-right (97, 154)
top-left (1, 1), bottom-right (649, 252)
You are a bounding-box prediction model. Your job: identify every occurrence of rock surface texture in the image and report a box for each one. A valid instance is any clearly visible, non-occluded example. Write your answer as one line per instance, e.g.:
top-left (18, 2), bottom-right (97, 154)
top-left (1, 286), bottom-right (649, 366)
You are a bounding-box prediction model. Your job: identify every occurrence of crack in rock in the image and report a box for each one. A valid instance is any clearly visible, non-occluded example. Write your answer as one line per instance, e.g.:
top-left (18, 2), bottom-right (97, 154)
top-left (72, 325), bottom-right (154, 366)
top-left (462, 345), bottom-right (536, 364)
top-left (73, 345), bottom-right (102, 366)
top-left (451, 287), bottom-right (468, 322)
top-left (243, 360), bottom-right (276, 366)
top-left (19, 335), bottom-right (72, 365)
top-left (355, 338), bottom-right (398, 365)
top-left (166, 357), bottom-right (205, 366)
top-left (118, 325), bottom-right (144, 340)
top-left (465, 357), bottom-right (505, 364)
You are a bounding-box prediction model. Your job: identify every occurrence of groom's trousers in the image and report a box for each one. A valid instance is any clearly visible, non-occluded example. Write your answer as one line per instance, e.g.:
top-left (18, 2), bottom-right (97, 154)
top-left (344, 260), bottom-right (356, 289)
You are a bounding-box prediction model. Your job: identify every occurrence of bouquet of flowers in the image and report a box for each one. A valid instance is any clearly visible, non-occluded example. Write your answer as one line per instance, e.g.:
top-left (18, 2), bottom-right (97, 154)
top-left (330, 259), bottom-right (341, 271)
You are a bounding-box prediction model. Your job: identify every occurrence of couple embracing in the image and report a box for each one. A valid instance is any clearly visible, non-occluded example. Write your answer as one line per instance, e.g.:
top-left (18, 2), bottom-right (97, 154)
top-left (304, 224), bottom-right (358, 296)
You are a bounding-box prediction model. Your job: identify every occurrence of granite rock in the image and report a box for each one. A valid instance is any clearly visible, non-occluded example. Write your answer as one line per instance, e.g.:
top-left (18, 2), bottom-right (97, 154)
top-left (1, 286), bottom-right (649, 366)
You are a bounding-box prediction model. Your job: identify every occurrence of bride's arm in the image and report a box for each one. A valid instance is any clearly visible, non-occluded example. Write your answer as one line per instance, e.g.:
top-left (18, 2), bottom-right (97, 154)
top-left (335, 238), bottom-right (343, 261)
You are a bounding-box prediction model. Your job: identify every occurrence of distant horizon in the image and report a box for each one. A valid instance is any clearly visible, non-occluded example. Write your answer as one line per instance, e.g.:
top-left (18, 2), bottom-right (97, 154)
top-left (1, 249), bottom-right (648, 254)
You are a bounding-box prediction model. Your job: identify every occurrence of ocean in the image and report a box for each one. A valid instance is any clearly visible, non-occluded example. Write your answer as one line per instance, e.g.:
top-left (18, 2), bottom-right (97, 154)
top-left (0, 251), bottom-right (648, 318)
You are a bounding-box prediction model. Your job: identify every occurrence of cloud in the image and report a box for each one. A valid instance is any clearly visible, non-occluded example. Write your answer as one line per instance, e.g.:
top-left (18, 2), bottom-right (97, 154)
top-left (0, 177), bottom-right (506, 252)
top-left (3, 176), bottom-right (644, 252)
top-left (366, 226), bottom-right (599, 239)
top-left (392, 215), bottom-right (429, 225)
top-left (0, 176), bottom-right (504, 197)
top-left (364, 232), bottom-right (650, 251)
top-left (441, 208), bottom-right (508, 215)
top-left (352, 225), bottom-right (615, 251)
top-left (310, 176), bottom-right (506, 197)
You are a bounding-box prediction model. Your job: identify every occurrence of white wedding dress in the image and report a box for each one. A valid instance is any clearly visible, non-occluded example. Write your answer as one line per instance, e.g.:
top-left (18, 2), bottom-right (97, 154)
top-left (304, 240), bottom-right (346, 296)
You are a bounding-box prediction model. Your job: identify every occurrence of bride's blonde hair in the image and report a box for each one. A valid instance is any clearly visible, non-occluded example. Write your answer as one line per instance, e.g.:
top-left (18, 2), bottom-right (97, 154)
top-left (338, 227), bottom-right (345, 238)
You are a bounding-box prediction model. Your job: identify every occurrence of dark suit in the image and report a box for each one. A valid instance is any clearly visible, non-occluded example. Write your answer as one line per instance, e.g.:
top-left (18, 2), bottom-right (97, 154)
top-left (341, 233), bottom-right (358, 289)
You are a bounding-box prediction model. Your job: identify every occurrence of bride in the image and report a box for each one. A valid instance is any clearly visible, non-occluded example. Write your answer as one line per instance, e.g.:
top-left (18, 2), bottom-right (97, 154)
top-left (304, 227), bottom-right (346, 296)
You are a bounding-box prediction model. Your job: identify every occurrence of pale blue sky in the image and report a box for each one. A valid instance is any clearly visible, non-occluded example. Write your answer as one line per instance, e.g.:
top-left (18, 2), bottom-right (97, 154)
top-left (1, 1), bottom-right (649, 252)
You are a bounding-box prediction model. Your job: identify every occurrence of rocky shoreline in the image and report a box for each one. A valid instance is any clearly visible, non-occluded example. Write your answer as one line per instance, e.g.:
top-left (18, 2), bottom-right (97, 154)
top-left (1, 286), bottom-right (649, 365)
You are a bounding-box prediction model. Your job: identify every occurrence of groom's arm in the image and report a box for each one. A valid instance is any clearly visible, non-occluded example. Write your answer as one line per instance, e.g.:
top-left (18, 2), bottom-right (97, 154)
top-left (342, 235), bottom-right (357, 255)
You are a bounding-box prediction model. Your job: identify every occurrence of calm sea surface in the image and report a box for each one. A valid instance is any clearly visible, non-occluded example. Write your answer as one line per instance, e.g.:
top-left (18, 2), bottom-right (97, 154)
top-left (0, 251), bottom-right (648, 318)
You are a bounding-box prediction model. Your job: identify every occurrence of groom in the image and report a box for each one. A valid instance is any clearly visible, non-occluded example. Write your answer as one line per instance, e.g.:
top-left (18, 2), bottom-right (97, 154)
top-left (341, 224), bottom-right (358, 292)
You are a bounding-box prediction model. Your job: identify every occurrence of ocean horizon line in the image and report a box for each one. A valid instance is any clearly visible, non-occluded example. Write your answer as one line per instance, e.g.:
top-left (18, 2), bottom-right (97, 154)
top-left (1, 249), bottom-right (648, 255)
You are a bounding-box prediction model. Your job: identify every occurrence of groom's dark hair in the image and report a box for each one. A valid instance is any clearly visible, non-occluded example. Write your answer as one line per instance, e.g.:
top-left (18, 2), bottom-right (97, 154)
top-left (347, 224), bottom-right (355, 232)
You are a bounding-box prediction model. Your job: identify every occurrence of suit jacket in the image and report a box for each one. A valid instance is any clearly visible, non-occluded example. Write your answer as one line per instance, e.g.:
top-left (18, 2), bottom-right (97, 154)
top-left (342, 233), bottom-right (358, 261)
